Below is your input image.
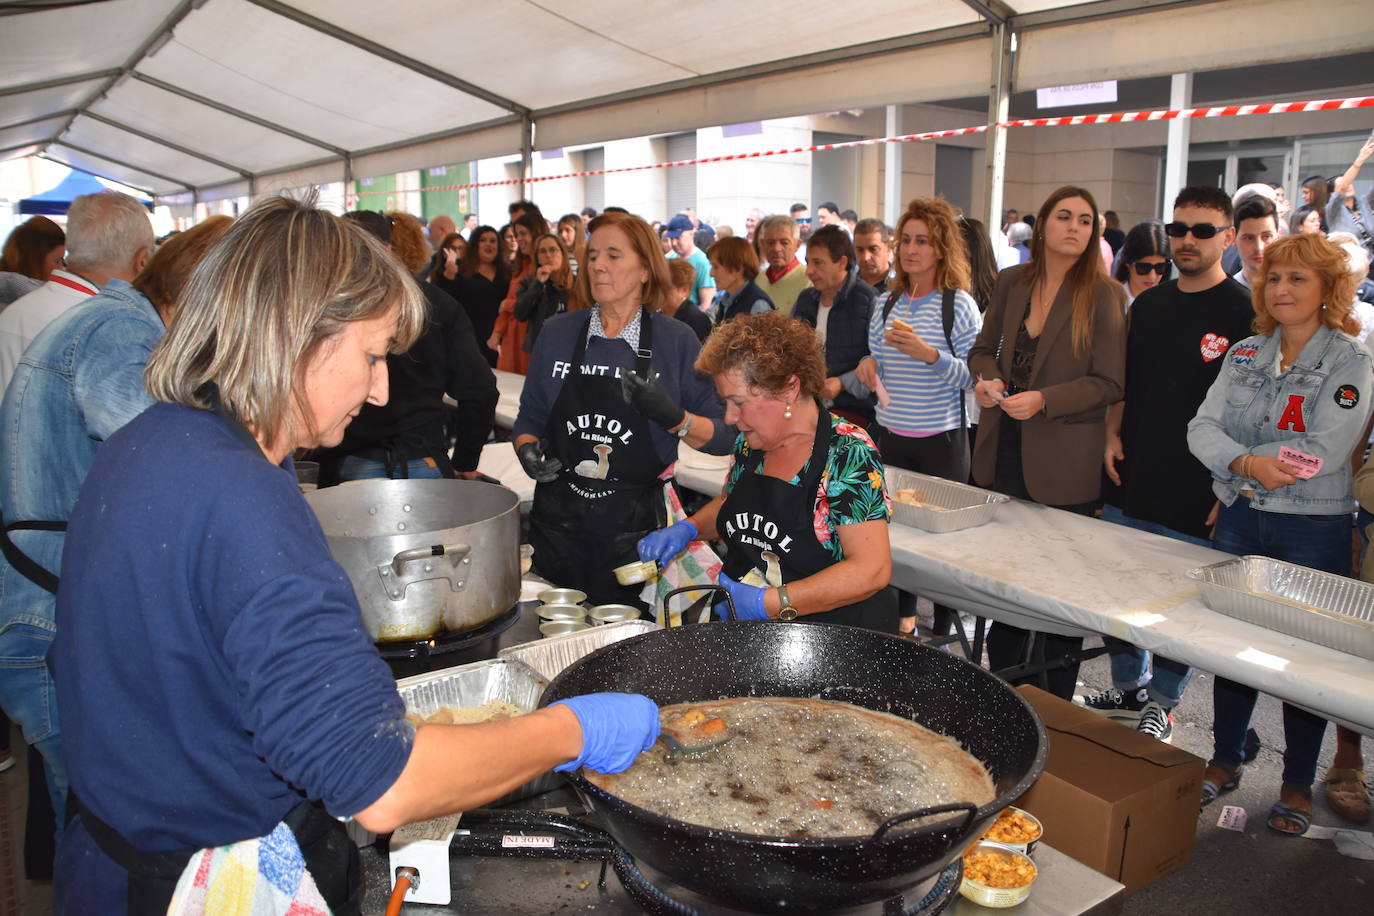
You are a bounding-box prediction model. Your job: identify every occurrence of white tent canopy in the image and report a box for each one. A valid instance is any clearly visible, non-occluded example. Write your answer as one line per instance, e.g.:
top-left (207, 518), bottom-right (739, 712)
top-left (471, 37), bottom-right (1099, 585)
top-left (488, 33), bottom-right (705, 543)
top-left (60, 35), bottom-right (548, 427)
top-left (1, 0), bottom-right (1367, 204)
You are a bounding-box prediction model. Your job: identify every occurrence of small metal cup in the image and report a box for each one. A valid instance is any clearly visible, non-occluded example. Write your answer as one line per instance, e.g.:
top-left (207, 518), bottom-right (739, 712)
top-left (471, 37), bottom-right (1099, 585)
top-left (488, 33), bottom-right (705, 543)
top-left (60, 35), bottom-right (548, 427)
top-left (613, 559), bottom-right (657, 585)
top-left (588, 604), bottom-right (641, 625)
top-left (540, 620), bottom-right (591, 637)
top-left (537, 603), bottom-right (586, 622)
top-left (537, 587), bottom-right (588, 606)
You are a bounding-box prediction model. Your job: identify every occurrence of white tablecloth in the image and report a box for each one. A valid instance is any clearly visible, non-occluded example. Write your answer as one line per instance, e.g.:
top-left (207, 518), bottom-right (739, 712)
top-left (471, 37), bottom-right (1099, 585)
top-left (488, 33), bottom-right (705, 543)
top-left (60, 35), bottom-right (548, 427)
top-left (476, 371), bottom-right (1374, 736)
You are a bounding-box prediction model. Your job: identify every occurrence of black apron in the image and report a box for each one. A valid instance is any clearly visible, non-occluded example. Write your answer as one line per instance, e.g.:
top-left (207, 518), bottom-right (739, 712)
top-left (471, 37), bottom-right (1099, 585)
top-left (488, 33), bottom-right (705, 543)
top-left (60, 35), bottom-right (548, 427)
top-left (719, 402), bottom-right (895, 631)
top-left (68, 791), bottom-right (361, 915)
top-left (529, 309), bottom-right (669, 607)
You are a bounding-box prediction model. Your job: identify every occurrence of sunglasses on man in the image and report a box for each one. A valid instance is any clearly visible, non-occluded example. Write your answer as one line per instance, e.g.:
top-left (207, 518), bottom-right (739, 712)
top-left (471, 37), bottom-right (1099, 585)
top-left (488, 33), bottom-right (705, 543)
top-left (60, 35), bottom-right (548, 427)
top-left (1131, 260), bottom-right (1171, 276)
top-left (1164, 221), bottom-right (1227, 239)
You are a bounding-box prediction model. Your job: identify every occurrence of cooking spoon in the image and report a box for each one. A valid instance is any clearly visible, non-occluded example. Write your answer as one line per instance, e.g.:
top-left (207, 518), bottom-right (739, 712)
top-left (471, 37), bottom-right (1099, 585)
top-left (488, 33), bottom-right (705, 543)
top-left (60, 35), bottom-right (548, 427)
top-left (657, 727), bottom-right (733, 765)
top-left (657, 709), bottom-right (733, 764)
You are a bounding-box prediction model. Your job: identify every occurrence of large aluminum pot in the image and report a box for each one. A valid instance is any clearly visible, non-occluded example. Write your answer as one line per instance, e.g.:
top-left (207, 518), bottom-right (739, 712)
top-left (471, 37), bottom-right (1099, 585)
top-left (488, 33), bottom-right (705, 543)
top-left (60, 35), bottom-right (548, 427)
top-left (306, 479), bottom-right (520, 642)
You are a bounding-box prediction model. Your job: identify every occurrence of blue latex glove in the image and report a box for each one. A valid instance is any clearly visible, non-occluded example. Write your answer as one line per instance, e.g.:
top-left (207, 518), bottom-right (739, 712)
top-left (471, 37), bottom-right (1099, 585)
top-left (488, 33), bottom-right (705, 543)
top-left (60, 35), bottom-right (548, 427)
top-left (714, 571), bottom-right (769, 620)
top-left (550, 693), bottom-right (661, 773)
top-left (637, 520), bottom-right (698, 566)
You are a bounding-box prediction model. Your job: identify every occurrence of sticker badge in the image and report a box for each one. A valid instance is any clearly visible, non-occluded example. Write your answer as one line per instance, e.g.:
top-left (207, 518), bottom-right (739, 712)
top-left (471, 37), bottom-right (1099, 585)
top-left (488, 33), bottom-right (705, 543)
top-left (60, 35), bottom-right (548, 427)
top-left (1334, 385), bottom-right (1360, 409)
top-left (1200, 332), bottom-right (1230, 362)
top-left (1231, 345), bottom-right (1258, 366)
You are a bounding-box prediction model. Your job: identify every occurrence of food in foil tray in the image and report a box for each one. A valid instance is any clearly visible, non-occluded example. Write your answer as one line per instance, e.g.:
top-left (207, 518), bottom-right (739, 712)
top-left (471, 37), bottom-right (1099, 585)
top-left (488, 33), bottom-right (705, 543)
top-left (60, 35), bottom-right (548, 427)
top-left (895, 488), bottom-right (950, 510)
top-left (406, 698), bottom-right (524, 727)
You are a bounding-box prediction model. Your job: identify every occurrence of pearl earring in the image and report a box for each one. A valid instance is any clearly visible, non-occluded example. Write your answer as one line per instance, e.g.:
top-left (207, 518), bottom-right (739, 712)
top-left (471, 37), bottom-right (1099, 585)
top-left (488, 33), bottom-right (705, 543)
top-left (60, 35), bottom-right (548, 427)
top-left (784, 403), bottom-right (793, 419)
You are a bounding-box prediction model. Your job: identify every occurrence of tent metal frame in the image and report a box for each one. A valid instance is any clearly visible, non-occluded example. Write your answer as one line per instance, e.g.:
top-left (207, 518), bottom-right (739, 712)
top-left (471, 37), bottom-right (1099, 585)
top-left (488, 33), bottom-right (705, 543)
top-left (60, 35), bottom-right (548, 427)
top-left (0, 0), bottom-right (1298, 213)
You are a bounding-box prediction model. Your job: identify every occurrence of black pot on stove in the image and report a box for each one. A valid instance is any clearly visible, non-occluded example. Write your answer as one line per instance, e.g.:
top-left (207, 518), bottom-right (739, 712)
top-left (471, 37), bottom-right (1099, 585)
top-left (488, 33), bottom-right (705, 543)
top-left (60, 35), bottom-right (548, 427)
top-left (541, 620), bottom-right (1046, 914)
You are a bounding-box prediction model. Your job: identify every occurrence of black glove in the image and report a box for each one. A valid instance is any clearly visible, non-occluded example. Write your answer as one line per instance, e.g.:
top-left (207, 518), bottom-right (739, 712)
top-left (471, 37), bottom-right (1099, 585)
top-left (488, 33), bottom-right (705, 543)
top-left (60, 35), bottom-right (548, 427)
top-left (621, 370), bottom-right (686, 431)
top-left (517, 440), bottom-right (563, 483)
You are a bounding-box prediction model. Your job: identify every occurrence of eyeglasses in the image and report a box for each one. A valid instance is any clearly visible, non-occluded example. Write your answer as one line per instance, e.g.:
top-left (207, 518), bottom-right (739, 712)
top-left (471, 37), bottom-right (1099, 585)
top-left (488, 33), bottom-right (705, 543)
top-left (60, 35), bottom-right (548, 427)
top-left (1131, 260), bottom-right (1170, 276)
top-left (1164, 221), bottom-right (1226, 239)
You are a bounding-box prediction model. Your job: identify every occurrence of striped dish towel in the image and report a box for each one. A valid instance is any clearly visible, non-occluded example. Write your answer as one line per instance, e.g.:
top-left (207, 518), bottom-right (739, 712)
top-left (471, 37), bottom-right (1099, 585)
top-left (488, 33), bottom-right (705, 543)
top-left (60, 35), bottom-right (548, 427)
top-left (646, 470), bottom-right (723, 625)
top-left (167, 821), bottom-right (330, 916)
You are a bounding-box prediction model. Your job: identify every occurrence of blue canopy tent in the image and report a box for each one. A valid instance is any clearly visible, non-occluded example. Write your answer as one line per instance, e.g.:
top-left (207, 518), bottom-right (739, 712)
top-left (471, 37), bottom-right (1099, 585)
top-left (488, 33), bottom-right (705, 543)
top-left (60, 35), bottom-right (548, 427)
top-left (19, 170), bottom-right (153, 215)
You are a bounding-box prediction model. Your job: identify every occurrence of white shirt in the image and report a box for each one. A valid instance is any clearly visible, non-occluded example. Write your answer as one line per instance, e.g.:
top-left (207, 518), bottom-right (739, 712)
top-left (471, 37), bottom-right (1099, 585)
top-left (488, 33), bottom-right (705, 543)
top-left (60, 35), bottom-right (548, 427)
top-left (0, 269), bottom-right (99, 394)
top-left (816, 302), bottom-right (832, 345)
top-left (1231, 268), bottom-right (1252, 290)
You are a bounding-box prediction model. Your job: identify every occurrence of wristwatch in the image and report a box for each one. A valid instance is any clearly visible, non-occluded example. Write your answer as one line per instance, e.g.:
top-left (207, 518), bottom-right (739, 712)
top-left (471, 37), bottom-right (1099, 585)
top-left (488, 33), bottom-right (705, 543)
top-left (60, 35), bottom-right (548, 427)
top-left (776, 583), bottom-right (799, 621)
top-left (674, 413), bottom-right (695, 439)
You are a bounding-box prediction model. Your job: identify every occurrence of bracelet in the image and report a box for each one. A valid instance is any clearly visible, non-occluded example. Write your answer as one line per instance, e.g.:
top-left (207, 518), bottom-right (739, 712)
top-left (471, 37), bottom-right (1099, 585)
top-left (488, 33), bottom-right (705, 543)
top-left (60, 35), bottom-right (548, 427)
top-left (1241, 454), bottom-right (1253, 478)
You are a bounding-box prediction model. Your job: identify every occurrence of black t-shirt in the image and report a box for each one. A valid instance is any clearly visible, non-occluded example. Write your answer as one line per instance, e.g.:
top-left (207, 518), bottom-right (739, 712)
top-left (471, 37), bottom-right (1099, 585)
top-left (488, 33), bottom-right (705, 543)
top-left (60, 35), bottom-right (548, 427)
top-left (673, 299), bottom-right (712, 343)
top-left (1116, 277), bottom-right (1255, 537)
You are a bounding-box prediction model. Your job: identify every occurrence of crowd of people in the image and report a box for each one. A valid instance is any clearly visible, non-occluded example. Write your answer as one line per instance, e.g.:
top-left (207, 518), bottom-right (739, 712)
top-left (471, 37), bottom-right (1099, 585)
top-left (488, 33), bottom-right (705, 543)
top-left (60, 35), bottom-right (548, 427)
top-left (0, 135), bottom-right (1371, 908)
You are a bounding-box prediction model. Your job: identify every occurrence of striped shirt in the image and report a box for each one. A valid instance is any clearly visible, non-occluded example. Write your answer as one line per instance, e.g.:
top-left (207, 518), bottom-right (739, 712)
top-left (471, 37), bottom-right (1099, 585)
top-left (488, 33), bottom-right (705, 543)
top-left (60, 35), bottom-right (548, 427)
top-left (868, 288), bottom-right (982, 433)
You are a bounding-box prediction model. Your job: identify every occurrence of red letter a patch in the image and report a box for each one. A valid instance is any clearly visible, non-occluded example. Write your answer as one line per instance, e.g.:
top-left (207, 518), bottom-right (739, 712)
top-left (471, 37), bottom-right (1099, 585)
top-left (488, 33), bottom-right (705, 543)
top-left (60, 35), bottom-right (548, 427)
top-left (1276, 395), bottom-right (1306, 432)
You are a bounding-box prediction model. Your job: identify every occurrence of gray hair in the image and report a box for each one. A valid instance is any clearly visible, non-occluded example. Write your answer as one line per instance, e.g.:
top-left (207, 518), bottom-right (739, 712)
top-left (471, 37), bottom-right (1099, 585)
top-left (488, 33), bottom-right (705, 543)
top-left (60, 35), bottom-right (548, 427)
top-left (757, 214), bottom-right (800, 240)
top-left (145, 195), bottom-right (426, 455)
top-left (64, 190), bottom-right (155, 274)
top-left (1007, 222), bottom-right (1033, 246)
top-left (1328, 232), bottom-right (1370, 284)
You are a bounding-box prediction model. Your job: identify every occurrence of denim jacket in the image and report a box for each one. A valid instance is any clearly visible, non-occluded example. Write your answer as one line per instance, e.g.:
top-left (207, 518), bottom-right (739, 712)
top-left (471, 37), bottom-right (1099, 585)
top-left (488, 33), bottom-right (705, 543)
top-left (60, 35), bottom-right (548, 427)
top-left (0, 278), bottom-right (161, 750)
top-left (1187, 324), bottom-right (1374, 514)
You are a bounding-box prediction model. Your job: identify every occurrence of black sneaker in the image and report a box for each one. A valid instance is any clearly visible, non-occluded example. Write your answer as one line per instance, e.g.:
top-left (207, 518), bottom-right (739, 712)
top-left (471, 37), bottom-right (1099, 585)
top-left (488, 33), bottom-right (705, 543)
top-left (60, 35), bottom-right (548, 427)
top-left (1076, 687), bottom-right (1148, 720)
top-left (1136, 702), bottom-right (1174, 744)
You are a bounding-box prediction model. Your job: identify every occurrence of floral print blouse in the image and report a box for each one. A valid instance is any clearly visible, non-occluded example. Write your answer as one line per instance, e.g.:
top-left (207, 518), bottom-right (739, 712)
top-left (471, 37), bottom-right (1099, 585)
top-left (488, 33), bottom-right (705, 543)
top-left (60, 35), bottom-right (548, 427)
top-left (723, 413), bottom-right (892, 560)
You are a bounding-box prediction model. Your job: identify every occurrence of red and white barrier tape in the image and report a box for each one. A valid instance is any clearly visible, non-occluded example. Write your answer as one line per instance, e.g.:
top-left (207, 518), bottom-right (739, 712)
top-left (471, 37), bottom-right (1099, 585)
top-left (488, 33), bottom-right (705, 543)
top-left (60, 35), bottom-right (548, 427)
top-left (355, 95), bottom-right (1374, 196)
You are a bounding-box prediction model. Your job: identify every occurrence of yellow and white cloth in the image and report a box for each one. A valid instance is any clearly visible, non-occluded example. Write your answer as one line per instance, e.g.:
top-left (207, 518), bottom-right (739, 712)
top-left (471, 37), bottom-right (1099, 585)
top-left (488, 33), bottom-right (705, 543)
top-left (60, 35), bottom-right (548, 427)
top-left (167, 821), bottom-right (330, 916)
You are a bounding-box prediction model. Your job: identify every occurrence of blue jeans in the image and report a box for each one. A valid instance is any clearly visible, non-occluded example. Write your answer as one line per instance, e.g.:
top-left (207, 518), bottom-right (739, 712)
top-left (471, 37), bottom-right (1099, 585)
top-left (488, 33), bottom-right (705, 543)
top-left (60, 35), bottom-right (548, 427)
top-left (0, 594), bottom-right (67, 829)
top-left (1098, 505), bottom-right (1205, 707)
top-left (1209, 497), bottom-right (1350, 785)
top-left (336, 455), bottom-right (445, 482)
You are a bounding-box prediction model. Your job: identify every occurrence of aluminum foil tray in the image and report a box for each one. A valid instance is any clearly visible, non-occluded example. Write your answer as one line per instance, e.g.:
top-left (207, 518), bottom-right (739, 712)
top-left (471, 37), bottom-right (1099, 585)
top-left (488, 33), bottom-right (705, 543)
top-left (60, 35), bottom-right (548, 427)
top-left (397, 658), bottom-right (554, 807)
top-left (498, 619), bottom-right (660, 681)
top-left (1187, 555), bottom-right (1374, 661)
top-left (887, 468), bottom-right (1009, 533)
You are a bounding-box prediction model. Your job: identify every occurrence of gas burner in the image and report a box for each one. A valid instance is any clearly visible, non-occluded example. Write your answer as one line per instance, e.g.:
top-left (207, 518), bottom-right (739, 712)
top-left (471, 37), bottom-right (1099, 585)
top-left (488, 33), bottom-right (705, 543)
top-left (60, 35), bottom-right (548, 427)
top-left (611, 848), bottom-right (963, 916)
top-left (375, 605), bottom-right (520, 677)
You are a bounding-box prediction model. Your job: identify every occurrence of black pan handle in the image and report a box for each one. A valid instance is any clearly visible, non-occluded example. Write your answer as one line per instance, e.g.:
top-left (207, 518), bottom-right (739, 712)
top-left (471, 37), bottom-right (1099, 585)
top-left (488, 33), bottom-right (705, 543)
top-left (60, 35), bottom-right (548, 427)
top-left (662, 584), bottom-right (736, 624)
top-left (868, 801), bottom-right (978, 843)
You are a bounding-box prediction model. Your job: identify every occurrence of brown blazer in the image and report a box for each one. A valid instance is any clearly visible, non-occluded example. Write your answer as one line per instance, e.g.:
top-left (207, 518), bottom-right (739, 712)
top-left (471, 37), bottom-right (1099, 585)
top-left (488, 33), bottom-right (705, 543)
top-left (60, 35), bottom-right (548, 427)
top-left (967, 264), bottom-right (1126, 506)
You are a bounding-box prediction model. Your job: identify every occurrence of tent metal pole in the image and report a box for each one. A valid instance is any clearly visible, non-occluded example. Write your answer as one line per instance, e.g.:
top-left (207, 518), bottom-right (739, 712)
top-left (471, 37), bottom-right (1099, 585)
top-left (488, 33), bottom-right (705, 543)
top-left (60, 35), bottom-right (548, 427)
top-left (81, 111), bottom-right (251, 179)
top-left (54, 141), bottom-right (194, 191)
top-left (520, 116), bottom-right (534, 200)
top-left (883, 105), bottom-right (901, 228)
top-left (1161, 72), bottom-right (1193, 220)
top-left (983, 23), bottom-right (1014, 233)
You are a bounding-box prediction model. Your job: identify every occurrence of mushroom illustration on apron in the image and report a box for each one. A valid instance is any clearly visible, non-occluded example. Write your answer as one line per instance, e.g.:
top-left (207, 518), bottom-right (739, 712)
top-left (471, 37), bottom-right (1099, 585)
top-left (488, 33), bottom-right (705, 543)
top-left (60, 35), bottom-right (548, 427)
top-left (574, 443), bottom-right (613, 479)
top-left (741, 550), bottom-right (783, 588)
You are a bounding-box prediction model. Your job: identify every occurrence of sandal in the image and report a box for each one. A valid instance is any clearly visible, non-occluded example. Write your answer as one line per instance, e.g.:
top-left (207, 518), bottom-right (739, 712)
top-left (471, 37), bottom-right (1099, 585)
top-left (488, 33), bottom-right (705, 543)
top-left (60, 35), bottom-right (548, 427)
top-left (1324, 767), bottom-right (1370, 823)
top-left (1268, 784), bottom-right (1313, 837)
top-left (1200, 760), bottom-right (1242, 810)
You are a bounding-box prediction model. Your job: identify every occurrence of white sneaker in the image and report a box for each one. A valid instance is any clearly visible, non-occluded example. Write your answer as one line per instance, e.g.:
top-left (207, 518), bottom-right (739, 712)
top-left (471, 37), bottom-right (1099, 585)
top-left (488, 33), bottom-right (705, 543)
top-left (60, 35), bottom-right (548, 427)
top-left (1136, 702), bottom-right (1174, 744)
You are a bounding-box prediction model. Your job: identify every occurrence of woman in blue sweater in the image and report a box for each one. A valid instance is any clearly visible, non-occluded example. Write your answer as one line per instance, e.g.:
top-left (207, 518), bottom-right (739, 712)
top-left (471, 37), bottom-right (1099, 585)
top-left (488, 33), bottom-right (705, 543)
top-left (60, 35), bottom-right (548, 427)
top-left (52, 197), bottom-right (658, 914)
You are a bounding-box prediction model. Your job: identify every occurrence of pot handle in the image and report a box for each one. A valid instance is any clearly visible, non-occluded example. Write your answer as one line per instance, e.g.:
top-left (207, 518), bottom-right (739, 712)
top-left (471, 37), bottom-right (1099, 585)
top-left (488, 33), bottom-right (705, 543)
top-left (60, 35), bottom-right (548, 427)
top-left (662, 584), bottom-right (735, 624)
top-left (376, 543), bottom-right (472, 599)
top-left (868, 801), bottom-right (978, 843)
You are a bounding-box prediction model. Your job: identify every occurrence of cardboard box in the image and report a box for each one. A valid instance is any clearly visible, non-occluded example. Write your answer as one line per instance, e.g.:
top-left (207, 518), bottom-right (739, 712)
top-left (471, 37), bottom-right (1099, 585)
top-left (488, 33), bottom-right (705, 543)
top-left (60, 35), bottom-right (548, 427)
top-left (1013, 685), bottom-right (1205, 895)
